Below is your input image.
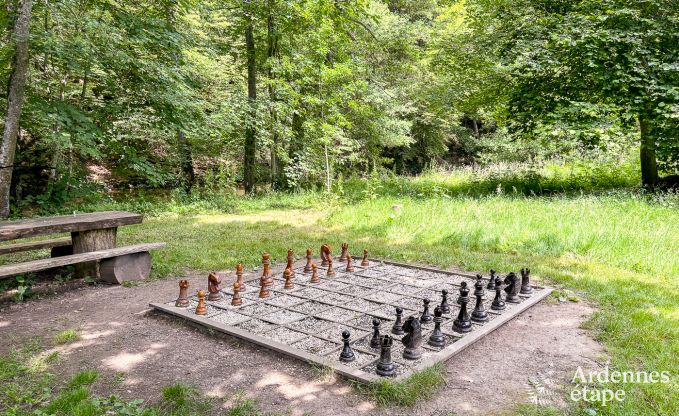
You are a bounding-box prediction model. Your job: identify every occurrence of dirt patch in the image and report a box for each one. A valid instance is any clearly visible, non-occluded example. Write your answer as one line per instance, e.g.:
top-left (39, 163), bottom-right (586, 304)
top-left (0, 272), bottom-right (605, 415)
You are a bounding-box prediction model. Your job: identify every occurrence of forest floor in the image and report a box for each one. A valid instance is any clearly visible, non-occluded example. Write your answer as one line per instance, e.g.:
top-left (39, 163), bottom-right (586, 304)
top-left (1, 179), bottom-right (678, 415)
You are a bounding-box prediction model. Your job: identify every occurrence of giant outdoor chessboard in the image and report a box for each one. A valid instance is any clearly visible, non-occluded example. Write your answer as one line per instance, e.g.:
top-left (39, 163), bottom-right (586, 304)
top-left (151, 247), bottom-right (552, 383)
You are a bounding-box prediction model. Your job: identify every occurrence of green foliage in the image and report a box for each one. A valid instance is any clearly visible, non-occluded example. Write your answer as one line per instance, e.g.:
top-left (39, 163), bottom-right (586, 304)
top-left (354, 364), bottom-right (446, 406)
top-left (53, 329), bottom-right (81, 346)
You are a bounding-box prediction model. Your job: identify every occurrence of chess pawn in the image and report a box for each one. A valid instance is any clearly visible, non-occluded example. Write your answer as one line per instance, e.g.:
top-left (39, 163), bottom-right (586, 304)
top-left (453, 292), bottom-right (472, 333)
top-left (286, 248), bottom-right (295, 276)
top-left (457, 281), bottom-right (470, 305)
top-left (471, 284), bottom-right (489, 323)
top-left (428, 306), bottom-right (446, 348)
top-left (345, 255), bottom-right (355, 273)
top-left (310, 263), bottom-right (320, 283)
top-left (283, 268), bottom-right (294, 289)
top-left (392, 307), bottom-right (405, 335)
top-left (370, 318), bottom-right (381, 349)
top-left (236, 263), bottom-right (245, 291)
top-left (361, 248), bottom-right (370, 267)
top-left (420, 298), bottom-right (433, 324)
top-left (207, 272), bottom-right (223, 301)
top-left (402, 316), bottom-right (423, 360)
top-left (487, 269), bottom-right (497, 290)
top-left (491, 276), bottom-right (506, 311)
top-left (175, 280), bottom-right (190, 307)
top-left (339, 243), bottom-right (349, 262)
top-left (304, 248), bottom-right (313, 273)
top-left (439, 289), bottom-right (450, 314)
top-left (231, 281), bottom-right (243, 306)
top-left (504, 272), bottom-right (521, 303)
top-left (326, 256), bottom-right (336, 277)
top-left (376, 335), bottom-right (396, 377)
top-left (474, 274), bottom-right (486, 299)
top-left (195, 290), bottom-right (207, 315)
top-left (520, 268), bottom-right (533, 294)
top-left (339, 330), bottom-right (355, 363)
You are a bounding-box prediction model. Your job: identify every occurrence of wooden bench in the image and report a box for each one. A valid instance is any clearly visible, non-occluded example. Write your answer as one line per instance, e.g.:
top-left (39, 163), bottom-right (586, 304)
top-left (0, 237), bottom-right (72, 256)
top-left (0, 243), bottom-right (166, 284)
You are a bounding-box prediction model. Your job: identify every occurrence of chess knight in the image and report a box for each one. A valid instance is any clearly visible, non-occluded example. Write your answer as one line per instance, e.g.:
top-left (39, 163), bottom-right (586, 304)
top-left (401, 316), bottom-right (423, 360)
top-left (207, 272), bottom-right (223, 301)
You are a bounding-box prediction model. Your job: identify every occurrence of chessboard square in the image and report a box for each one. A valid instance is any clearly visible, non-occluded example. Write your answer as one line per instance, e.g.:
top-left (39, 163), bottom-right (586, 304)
top-left (316, 322), bottom-right (369, 341)
top-left (385, 284), bottom-right (423, 296)
top-left (342, 299), bottom-right (383, 313)
top-left (266, 294), bottom-right (307, 308)
top-left (416, 288), bottom-right (440, 300)
top-left (317, 280), bottom-right (350, 292)
top-left (355, 268), bottom-right (386, 278)
top-left (289, 300), bottom-right (333, 315)
top-left (242, 291), bottom-right (279, 302)
top-left (235, 318), bottom-right (277, 334)
top-left (186, 301), bottom-right (221, 317)
top-left (211, 310), bottom-right (251, 326)
top-left (347, 314), bottom-right (392, 330)
top-left (291, 336), bottom-right (339, 355)
top-left (317, 306), bottom-right (363, 322)
top-left (315, 292), bottom-right (355, 306)
top-left (423, 334), bottom-right (461, 351)
top-left (239, 303), bottom-right (281, 316)
top-left (262, 327), bottom-right (308, 344)
top-left (261, 309), bottom-right (307, 325)
top-left (362, 291), bottom-right (402, 304)
top-left (340, 284), bottom-right (373, 296)
top-left (294, 287), bottom-right (328, 300)
top-left (369, 304), bottom-right (409, 320)
top-left (395, 268), bottom-right (421, 277)
top-left (391, 296), bottom-right (423, 311)
top-left (327, 348), bottom-right (376, 369)
top-left (287, 317), bottom-right (335, 333)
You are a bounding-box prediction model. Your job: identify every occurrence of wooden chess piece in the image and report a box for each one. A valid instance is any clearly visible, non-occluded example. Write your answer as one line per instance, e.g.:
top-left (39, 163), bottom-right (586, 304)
top-left (520, 268), bottom-right (533, 294)
top-left (231, 281), bottom-right (243, 306)
top-left (491, 276), bottom-right (506, 311)
top-left (504, 272), bottom-right (520, 303)
top-left (236, 263), bottom-right (245, 291)
top-left (471, 278), bottom-right (489, 323)
top-left (370, 318), bottom-right (381, 349)
top-left (339, 243), bottom-right (349, 262)
top-left (286, 248), bottom-right (295, 277)
top-left (320, 244), bottom-right (331, 267)
top-left (175, 280), bottom-right (190, 307)
top-left (376, 335), bottom-right (396, 377)
top-left (207, 272), bottom-right (223, 301)
top-left (392, 307), bottom-right (405, 335)
top-left (310, 263), bottom-right (320, 283)
top-left (361, 248), bottom-right (369, 267)
top-left (259, 254), bottom-right (272, 298)
top-left (487, 269), bottom-right (497, 290)
top-left (283, 268), bottom-right (294, 289)
top-left (195, 290), bottom-right (207, 315)
top-left (326, 256), bottom-right (336, 277)
top-left (428, 306), bottom-right (446, 348)
top-left (339, 330), bottom-right (355, 363)
top-left (304, 248), bottom-right (313, 273)
top-left (420, 298), bottom-right (433, 324)
top-left (345, 254), bottom-right (355, 272)
top-left (440, 289), bottom-right (450, 314)
top-left (402, 316), bottom-right (423, 360)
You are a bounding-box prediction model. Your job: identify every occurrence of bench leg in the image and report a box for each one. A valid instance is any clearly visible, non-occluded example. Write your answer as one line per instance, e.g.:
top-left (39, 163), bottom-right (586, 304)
top-left (99, 252), bottom-right (152, 285)
top-left (50, 245), bottom-right (73, 258)
top-left (72, 228), bottom-right (117, 278)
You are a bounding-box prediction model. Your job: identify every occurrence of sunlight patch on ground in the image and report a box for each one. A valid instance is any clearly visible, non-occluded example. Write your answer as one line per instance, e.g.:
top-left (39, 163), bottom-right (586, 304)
top-left (102, 343), bottom-right (165, 372)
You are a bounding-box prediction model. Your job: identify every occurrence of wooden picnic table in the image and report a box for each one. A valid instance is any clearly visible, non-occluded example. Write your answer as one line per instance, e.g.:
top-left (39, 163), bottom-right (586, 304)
top-left (0, 211), bottom-right (163, 283)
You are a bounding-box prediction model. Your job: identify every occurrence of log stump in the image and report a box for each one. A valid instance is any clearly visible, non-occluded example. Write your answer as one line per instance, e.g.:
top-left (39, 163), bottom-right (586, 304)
top-left (99, 252), bottom-right (152, 284)
top-left (72, 227), bottom-right (117, 278)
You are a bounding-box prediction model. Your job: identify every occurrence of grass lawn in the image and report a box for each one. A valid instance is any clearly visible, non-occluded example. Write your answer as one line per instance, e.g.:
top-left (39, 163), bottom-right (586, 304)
top-left (2, 168), bottom-right (678, 415)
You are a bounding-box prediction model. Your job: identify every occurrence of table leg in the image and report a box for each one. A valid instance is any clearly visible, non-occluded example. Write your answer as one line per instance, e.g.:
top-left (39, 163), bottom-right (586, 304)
top-left (71, 227), bottom-right (117, 278)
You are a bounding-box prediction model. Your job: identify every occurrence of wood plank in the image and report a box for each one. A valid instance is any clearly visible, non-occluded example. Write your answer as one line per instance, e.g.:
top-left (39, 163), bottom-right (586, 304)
top-left (0, 243), bottom-right (166, 279)
top-left (0, 237), bottom-right (71, 255)
top-left (0, 211), bottom-right (143, 242)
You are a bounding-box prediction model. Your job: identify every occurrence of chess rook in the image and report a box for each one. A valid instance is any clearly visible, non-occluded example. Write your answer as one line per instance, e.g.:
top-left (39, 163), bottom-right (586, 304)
top-left (376, 335), bottom-right (396, 377)
top-left (175, 279), bottom-right (190, 307)
top-left (520, 268), bottom-right (533, 294)
top-left (339, 243), bottom-right (349, 262)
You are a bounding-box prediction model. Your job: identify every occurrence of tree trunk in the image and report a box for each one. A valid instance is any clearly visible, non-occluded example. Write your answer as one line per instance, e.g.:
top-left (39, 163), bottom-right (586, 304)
top-left (243, 12), bottom-right (257, 194)
top-left (0, 0), bottom-right (34, 218)
top-left (178, 130), bottom-right (195, 192)
top-left (638, 113), bottom-right (658, 189)
top-left (267, 3), bottom-right (281, 189)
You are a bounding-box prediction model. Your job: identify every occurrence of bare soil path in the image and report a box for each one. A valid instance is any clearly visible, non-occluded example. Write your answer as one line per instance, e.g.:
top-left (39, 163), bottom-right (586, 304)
top-left (0, 273), bottom-right (605, 416)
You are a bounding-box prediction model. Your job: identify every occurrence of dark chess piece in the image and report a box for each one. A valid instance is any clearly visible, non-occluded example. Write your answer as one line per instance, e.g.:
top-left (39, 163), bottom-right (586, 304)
top-left (428, 306), bottom-right (446, 348)
top-left (376, 335), bottom-right (396, 377)
top-left (175, 279), bottom-right (190, 307)
top-left (486, 269), bottom-right (497, 290)
top-left (440, 289), bottom-right (451, 314)
top-left (392, 307), bottom-right (405, 335)
top-left (231, 281), bottom-right (243, 306)
top-left (195, 290), bottom-right (207, 315)
top-left (491, 276), bottom-right (506, 311)
top-left (207, 272), bottom-right (223, 301)
top-left (339, 330), bottom-right (356, 363)
top-left (283, 268), bottom-right (294, 289)
top-left (345, 254), bottom-right (355, 272)
top-left (304, 248), bottom-right (313, 273)
top-left (370, 318), bottom-right (381, 349)
top-left (457, 281), bottom-right (470, 305)
top-left (453, 290), bottom-right (472, 333)
top-left (361, 249), bottom-right (369, 267)
top-left (310, 263), bottom-right (320, 283)
top-left (286, 248), bottom-right (295, 277)
top-left (471, 279), bottom-right (489, 323)
top-left (420, 298), bottom-right (433, 324)
top-left (520, 268), bottom-right (533, 294)
top-left (320, 244), bottom-right (331, 267)
top-left (402, 316), bottom-right (423, 360)
top-left (339, 243), bottom-right (349, 262)
top-left (475, 274), bottom-right (486, 299)
top-left (236, 263), bottom-right (245, 291)
top-left (326, 256), bottom-right (336, 277)
top-left (504, 272), bottom-right (520, 303)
